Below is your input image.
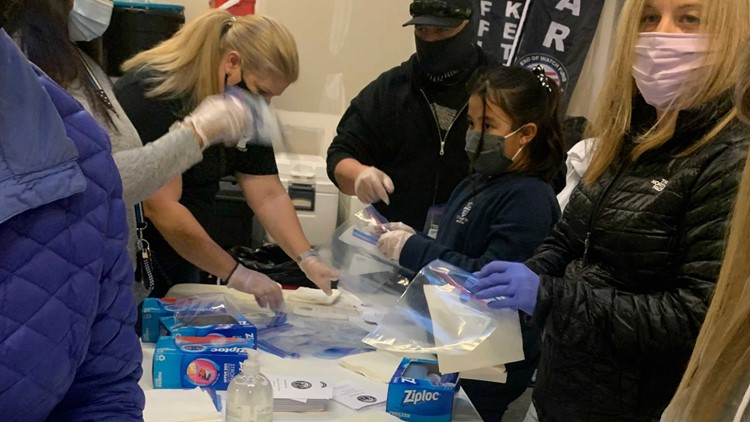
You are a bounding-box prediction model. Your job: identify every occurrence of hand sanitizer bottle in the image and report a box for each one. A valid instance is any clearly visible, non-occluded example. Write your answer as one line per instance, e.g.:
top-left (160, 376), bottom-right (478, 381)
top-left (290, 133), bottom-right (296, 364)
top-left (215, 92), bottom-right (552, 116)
top-left (225, 349), bottom-right (273, 422)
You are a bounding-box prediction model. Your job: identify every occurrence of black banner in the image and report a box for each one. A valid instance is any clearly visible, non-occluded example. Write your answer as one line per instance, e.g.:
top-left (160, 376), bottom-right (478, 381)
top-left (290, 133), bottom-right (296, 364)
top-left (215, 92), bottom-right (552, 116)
top-left (473, 0), bottom-right (604, 109)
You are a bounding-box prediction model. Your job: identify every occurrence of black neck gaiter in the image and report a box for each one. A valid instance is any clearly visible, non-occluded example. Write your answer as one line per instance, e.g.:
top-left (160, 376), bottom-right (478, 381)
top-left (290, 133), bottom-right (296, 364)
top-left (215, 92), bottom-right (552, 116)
top-left (415, 23), bottom-right (477, 85)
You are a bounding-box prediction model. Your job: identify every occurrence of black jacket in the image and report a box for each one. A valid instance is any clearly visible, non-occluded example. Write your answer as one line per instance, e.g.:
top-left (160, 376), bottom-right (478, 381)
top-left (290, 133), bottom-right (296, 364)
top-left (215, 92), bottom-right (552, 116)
top-left (525, 95), bottom-right (750, 422)
top-left (326, 48), bottom-right (497, 230)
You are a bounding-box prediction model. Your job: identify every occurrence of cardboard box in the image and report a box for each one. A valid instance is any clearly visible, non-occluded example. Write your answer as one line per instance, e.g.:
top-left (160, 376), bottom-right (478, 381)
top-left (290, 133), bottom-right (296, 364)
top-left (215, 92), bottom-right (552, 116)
top-left (152, 336), bottom-right (254, 390)
top-left (386, 358), bottom-right (459, 422)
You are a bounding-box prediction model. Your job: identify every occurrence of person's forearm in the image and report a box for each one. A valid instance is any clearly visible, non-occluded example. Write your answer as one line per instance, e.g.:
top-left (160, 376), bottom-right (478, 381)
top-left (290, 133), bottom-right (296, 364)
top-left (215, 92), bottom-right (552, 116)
top-left (239, 174), bottom-right (312, 260)
top-left (114, 127), bottom-right (203, 207)
top-left (145, 200), bottom-right (237, 280)
top-left (333, 158), bottom-right (368, 196)
top-left (253, 189), bottom-right (311, 260)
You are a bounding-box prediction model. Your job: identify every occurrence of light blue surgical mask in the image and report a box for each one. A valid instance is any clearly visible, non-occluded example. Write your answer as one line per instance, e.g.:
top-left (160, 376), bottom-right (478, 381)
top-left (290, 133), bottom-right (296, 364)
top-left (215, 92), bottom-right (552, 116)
top-left (465, 127), bottom-right (523, 176)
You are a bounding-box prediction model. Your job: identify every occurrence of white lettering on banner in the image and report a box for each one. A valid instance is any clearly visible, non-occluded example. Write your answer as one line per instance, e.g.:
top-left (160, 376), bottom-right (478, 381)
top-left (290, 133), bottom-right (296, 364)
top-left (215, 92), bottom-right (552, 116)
top-left (555, 0), bottom-right (581, 16)
top-left (480, 0), bottom-right (492, 15)
top-left (505, 1), bottom-right (522, 19)
top-left (478, 19), bottom-right (491, 37)
top-left (503, 22), bottom-right (517, 40)
top-left (543, 21), bottom-right (571, 52)
top-left (500, 43), bottom-right (514, 61)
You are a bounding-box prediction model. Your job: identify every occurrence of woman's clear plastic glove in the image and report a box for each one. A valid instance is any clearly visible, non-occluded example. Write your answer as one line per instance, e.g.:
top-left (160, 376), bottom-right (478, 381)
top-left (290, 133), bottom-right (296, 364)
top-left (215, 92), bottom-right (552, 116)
top-left (227, 263), bottom-right (284, 309)
top-left (377, 230), bottom-right (413, 261)
top-left (298, 255), bottom-right (339, 296)
top-left (373, 222), bottom-right (416, 236)
top-left (183, 93), bottom-right (252, 149)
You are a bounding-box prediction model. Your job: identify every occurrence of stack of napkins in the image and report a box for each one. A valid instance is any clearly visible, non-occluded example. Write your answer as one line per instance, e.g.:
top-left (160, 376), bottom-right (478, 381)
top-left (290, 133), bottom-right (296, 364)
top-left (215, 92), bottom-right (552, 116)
top-left (269, 374), bottom-right (332, 412)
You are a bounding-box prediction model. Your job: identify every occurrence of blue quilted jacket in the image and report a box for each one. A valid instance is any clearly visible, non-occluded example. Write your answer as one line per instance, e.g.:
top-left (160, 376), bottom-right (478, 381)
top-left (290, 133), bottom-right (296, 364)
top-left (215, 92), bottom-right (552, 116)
top-left (0, 32), bottom-right (144, 421)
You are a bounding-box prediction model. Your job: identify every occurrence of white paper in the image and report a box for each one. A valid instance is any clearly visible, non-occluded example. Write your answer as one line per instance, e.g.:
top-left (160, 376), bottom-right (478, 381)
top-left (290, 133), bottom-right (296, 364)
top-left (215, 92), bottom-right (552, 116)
top-left (338, 351), bottom-right (401, 384)
top-left (287, 287), bottom-right (341, 305)
top-left (423, 285), bottom-right (493, 354)
top-left (143, 388), bottom-right (220, 422)
top-left (422, 285), bottom-right (524, 373)
top-left (333, 382), bottom-right (387, 410)
top-left (460, 365), bottom-right (508, 383)
top-left (268, 375), bottom-right (333, 400)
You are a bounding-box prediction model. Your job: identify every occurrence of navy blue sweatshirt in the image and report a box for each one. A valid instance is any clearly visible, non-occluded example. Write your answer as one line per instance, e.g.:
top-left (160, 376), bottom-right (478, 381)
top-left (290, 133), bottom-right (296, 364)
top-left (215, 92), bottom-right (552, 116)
top-left (400, 172), bottom-right (560, 273)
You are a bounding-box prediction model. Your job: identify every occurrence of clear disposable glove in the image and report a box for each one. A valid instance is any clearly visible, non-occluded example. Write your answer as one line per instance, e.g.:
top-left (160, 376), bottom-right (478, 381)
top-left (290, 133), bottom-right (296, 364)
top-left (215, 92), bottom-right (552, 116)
top-left (227, 263), bottom-right (284, 309)
top-left (377, 230), bottom-right (414, 261)
top-left (354, 166), bottom-right (394, 205)
top-left (466, 261), bottom-right (540, 316)
top-left (183, 93), bottom-right (252, 149)
top-left (373, 222), bottom-right (416, 236)
top-left (298, 255), bottom-right (339, 296)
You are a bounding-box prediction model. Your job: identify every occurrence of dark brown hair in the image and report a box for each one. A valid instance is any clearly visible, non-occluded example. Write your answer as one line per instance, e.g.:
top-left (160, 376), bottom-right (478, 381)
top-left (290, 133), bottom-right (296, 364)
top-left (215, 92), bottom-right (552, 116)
top-left (467, 64), bottom-right (564, 182)
top-left (6, 0), bottom-right (116, 127)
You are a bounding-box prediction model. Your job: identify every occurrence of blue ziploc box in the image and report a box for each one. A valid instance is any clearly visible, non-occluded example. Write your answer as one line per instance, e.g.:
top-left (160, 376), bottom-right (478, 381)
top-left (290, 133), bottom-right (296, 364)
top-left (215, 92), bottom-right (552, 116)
top-left (152, 336), bottom-right (254, 390)
top-left (160, 312), bottom-right (256, 346)
top-left (386, 358), bottom-right (459, 422)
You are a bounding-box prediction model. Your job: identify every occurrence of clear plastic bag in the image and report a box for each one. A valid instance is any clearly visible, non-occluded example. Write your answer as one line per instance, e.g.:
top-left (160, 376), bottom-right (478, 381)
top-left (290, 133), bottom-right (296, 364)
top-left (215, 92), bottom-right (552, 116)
top-left (163, 293), bottom-right (259, 339)
top-left (317, 205), bottom-right (409, 309)
top-left (362, 260), bottom-right (514, 355)
top-left (225, 86), bottom-right (283, 150)
top-left (254, 311), bottom-right (375, 359)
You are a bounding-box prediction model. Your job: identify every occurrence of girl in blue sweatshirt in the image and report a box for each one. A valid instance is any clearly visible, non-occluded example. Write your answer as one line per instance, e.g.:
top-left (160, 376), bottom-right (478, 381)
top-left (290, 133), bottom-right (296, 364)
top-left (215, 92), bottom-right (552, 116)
top-left (377, 64), bottom-right (564, 421)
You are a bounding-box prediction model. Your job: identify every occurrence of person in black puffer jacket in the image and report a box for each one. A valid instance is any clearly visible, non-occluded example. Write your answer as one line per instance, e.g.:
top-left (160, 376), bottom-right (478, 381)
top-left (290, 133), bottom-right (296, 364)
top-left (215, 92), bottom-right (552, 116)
top-left (465, 0), bottom-right (750, 421)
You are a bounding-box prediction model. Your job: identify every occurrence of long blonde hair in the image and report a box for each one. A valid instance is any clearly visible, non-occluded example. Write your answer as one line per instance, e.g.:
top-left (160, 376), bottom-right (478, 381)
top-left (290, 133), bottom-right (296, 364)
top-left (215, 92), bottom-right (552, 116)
top-left (122, 9), bottom-right (299, 110)
top-left (664, 38), bottom-right (750, 421)
top-left (584, 0), bottom-right (749, 184)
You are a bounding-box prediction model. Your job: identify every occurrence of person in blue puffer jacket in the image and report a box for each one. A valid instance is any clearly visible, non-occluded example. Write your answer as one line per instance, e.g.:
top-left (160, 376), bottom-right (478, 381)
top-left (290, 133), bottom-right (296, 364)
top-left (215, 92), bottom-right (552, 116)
top-left (376, 64), bottom-right (563, 421)
top-left (0, 21), bottom-right (144, 422)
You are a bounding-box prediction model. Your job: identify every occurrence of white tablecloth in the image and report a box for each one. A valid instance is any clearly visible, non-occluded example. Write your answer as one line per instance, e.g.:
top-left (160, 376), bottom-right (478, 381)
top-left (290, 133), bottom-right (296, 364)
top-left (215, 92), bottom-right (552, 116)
top-left (139, 285), bottom-right (482, 421)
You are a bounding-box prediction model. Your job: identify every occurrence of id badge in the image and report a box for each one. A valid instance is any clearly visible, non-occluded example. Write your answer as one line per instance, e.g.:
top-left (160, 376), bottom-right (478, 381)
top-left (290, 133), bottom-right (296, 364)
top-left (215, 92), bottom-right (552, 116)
top-left (423, 205), bottom-right (445, 239)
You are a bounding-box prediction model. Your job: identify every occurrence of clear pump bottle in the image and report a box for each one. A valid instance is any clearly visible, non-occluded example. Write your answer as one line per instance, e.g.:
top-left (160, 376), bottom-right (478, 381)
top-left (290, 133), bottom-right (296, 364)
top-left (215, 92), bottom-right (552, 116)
top-left (225, 349), bottom-right (273, 422)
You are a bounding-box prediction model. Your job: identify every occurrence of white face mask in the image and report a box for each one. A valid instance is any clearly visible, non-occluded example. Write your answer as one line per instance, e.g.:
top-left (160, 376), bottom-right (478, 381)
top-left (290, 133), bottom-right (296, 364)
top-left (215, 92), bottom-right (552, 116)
top-left (69, 0), bottom-right (114, 42)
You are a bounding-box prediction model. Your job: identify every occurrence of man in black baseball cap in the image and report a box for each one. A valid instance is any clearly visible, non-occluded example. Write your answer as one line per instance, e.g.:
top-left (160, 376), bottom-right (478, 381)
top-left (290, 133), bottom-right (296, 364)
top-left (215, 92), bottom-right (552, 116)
top-left (328, 0), bottom-right (497, 238)
top-left (403, 0), bottom-right (473, 28)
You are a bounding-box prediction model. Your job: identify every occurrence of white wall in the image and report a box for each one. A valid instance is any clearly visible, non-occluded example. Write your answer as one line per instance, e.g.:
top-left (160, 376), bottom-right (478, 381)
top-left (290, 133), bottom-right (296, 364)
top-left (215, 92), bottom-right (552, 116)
top-left (159, 0), bottom-right (209, 21)
top-left (256, 0), bottom-right (415, 115)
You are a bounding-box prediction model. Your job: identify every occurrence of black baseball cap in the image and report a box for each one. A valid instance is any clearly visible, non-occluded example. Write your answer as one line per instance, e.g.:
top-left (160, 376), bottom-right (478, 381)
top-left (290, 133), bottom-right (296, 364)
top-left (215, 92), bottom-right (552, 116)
top-left (403, 0), bottom-right (473, 28)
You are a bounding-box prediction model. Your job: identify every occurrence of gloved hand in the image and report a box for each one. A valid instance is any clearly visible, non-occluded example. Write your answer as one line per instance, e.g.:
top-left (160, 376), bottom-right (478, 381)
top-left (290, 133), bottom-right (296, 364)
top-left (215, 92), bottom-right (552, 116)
top-left (183, 93), bottom-right (252, 149)
top-left (227, 263), bottom-right (284, 309)
top-left (374, 222), bottom-right (416, 236)
top-left (377, 230), bottom-right (413, 261)
top-left (298, 255), bottom-right (339, 296)
top-left (466, 261), bottom-right (540, 316)
top-left (354, 166), bottom-right (394, 205)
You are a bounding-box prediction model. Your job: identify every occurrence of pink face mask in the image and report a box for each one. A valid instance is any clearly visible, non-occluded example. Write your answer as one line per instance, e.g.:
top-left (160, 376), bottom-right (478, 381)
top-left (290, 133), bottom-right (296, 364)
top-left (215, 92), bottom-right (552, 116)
top-left (632, 32), bottom-right (710, 110)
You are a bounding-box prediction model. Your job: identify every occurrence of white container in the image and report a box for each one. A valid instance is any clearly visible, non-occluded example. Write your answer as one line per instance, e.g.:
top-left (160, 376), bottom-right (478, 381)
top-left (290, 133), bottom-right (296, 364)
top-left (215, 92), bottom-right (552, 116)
top-left (272, 152), bottom-right (338, 247)
top-left (225, 350), bottom-right (273, 422)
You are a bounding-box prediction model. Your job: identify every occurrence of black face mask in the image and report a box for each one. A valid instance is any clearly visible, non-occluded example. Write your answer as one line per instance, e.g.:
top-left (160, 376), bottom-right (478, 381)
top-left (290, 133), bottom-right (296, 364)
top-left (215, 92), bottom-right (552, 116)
top-left (415, 23), bottom-right (476, 85)
top-left (235, 79), bottom-right (250, 92)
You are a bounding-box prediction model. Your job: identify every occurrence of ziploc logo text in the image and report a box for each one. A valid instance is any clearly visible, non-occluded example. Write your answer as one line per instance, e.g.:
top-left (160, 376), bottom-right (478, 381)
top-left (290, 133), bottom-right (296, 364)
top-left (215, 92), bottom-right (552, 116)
top-left (403, 389), bottom-right (441, 405)
top-left (209, 346), bottom-right (245, 353)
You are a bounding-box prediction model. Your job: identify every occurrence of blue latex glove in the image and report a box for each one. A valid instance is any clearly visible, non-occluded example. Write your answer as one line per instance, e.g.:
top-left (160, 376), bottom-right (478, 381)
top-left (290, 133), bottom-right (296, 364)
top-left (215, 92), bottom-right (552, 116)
top-left (466, 261), bottom-right (540, 316)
